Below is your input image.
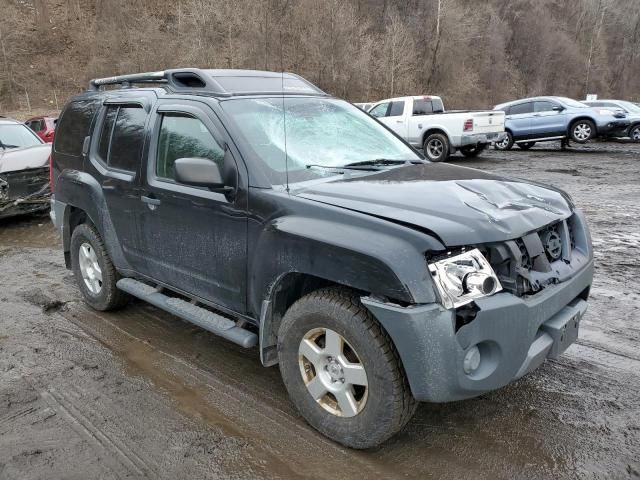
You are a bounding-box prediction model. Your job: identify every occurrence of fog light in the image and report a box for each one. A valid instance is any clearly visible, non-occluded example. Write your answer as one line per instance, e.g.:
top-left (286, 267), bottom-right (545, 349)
top-left (463, 346), bottom-right (481, 374)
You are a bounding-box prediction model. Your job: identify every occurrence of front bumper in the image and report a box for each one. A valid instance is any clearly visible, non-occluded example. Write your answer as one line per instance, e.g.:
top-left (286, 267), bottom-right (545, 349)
top-left (362, 258), bottom-right (593, 402)
top-left (597, 119), bottom-right (630, 137)
top-left (457, 131), bottom-right (507, 148)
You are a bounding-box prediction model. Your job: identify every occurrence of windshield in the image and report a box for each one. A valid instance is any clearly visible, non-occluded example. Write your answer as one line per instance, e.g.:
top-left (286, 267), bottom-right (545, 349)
top-left (221, 97), bottom-right (421, 184)
top-left (557, 97), bottom-right (588, 108)
top-left (0, 124), bottom-right (43, 149)
top-left (617, 100), bottom-right (640, 113)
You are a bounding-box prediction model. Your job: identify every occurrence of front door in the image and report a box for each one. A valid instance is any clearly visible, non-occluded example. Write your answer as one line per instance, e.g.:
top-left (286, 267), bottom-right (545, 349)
top-left (136, 101), bottom-right (248, 313)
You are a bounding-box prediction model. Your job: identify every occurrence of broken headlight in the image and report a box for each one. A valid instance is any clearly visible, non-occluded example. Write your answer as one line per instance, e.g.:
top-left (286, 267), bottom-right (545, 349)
top-left (428, 249), bottom-right (502, 309)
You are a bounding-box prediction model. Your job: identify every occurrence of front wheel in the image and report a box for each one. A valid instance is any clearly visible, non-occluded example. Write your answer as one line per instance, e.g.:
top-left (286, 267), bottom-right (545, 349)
top-left (517, 141), bottom-right (536, 150)
top-left (494, 132), bottom-right (513, 150)
top-left (277, 288), bottom-right (416, 449)
top-left (570, 120), bottom-right (595, 143)
top-left (423, 133), bottom-right (450, 161)
top-left (460, 144), bottom-right (487, 157)
top-left (629, 124), bottom-right (640, 142)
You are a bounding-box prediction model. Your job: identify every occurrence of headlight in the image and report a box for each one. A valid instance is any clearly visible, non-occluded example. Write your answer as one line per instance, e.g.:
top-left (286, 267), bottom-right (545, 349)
top-left (428, 249), bottom-right (502, 309)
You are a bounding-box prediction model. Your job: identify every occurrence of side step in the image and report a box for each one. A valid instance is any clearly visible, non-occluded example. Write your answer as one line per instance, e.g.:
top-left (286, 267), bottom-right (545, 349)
top-left (116, 278), bottom-right (258, 348)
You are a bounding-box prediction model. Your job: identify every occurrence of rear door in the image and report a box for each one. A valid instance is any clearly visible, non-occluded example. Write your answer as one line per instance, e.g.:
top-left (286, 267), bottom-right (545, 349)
top-left (505, 102), bottom-right (534, 139)
top-left (87, 101), bottom-right (149, 270)
top-left (135, 99), bottom-right (248, 312)
top-left (531, 100), bottom-right (566, 137)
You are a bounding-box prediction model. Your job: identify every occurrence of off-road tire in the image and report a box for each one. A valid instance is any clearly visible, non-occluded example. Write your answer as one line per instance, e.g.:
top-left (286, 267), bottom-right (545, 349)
top-left (494, 131), bottom-right (514, 150)
top-left (570, 119), bottom-right (595, 143)
top-left (70, 223), bottom-right (129, 311)
top-left (517, 141), bottom-right (536, 150)
top-left (460, 144), bottom-right (486, 157)
top-left (277, 287), bottom-right (417, 449)
top-left (423, 133), bottom-right (450, 161)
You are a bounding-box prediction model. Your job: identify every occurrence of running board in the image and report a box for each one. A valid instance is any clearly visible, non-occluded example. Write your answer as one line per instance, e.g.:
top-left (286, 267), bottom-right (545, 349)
top-left (116, 278), bottom-right (258, 348)
top-left (514, 136), bottom-right (565, 143)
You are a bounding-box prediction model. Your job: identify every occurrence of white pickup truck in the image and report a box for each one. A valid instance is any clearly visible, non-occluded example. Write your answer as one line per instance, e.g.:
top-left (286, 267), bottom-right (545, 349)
top-left (368, 96), bottom-right (506, 161)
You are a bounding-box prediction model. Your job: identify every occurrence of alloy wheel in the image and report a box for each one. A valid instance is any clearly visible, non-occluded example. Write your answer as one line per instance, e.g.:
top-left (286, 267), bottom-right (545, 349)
top-left (78, 242), bottom-right (103, 294)
top-left (631, 126), bottom-right (640, 141)
top-left (573, 123), bottom-right (592, 141)
top-left (427, 139), bottom-right (444, 159)
top-left (298, 327), bottom-right (368, 417)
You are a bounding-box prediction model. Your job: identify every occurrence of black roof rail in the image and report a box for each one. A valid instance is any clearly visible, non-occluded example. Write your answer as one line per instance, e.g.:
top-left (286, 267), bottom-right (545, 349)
top-left (88, 71), bottom-right (168, 90)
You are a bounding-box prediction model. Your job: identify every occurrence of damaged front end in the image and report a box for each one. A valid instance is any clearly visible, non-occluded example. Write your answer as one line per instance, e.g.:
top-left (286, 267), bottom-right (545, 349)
top-left (0, 167), bottom-right (51, 219)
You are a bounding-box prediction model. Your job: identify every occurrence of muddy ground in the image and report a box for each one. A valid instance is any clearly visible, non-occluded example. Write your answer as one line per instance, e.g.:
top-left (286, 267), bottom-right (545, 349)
top-left (1, 141), bottom-right (639, 479)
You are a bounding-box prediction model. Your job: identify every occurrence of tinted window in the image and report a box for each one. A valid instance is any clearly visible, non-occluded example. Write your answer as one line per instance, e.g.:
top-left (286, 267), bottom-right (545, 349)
top-left (388, 101), bottom-right (405, 117)
top-left (98, 106), bottom-right (118, 163)
top-left (431, 98), bottom-right (444, 113)
top-left (369, 103), bottom-right (389, 118)
top-left (156, 114), bottom-right (224, 181)
top-left (510, 102), bottom-right (534, 115)
top-left (108, 107), bottom-right (147, 172)
top-left (534, 101), bottom-right (559, 112)
top-left (54, 100), bottom-right (98, 156)
top-left (413, 99), bottom-right (433, 115)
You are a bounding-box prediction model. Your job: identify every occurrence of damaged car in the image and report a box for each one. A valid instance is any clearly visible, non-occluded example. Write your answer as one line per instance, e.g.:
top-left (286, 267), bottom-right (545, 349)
top-left (50, 69), bottom-right (594, 449)
top-left (0, 118), bottom-right (51, 219)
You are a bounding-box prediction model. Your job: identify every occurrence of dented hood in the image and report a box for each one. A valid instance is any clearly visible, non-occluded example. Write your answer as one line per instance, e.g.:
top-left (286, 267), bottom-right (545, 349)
top-left (0, 144), bottom-right (51, 174)
top-left (294, 163), bottom-right (573, 246)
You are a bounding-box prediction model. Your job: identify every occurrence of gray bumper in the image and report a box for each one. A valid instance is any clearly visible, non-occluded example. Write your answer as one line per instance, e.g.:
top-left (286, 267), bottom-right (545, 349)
top-left (362, 259), bottom-right (594, 403)
top-left (457, 131), bottom-right (507, 148)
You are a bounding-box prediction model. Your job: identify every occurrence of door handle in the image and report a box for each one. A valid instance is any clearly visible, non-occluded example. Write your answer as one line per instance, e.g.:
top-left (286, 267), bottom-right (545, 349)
top-left (141, 195), bottom-right (161, 210)
top-left (395, 120), bottom-right (403, 123)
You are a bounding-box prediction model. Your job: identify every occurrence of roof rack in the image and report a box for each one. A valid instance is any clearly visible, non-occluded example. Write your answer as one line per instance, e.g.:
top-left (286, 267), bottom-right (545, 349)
top-left (88, 68), bottom-right (327, 97)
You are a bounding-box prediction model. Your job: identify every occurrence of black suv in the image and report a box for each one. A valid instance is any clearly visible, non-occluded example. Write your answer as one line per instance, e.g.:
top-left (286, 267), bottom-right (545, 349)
top-left (51, 68), bottom-right (594, 448)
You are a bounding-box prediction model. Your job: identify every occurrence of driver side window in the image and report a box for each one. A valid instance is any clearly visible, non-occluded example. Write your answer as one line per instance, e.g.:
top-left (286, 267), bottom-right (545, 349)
top-left (369, 102), bottom-right (390, 118)
top-left (156, 114), bottom-right (224, 181)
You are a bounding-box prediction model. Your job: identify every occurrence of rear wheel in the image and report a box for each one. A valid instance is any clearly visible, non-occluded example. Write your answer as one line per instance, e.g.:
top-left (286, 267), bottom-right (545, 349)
top-left (277, 288), bottom-right (416, 449)
top-left (494, 131), bottom-right (513, 150)
top-left (629, 124), bottom-right (640, 142)
top-left (570, 119), bottom-right (595, 143)
top-left (517, 141), bottom-right (536, 150)
top-left (460, 144), bottom-right (486, 157)
top-left (423, 133), bottom-right (450, 161)
top-left (70, 223), bottom-right (129, 311)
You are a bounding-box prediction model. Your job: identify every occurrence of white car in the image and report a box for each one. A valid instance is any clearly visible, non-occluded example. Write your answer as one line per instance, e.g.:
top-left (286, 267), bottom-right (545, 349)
top-left (368, 96), bottom-right (506, 161)
top-left (354, 102), bottom-right (374, 112)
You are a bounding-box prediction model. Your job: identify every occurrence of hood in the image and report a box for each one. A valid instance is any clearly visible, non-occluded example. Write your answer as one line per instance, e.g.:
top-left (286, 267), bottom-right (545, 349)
top-left (0, 144), bottom-right (51, 174)
top-left (294, 163), bottom-right (573, 246)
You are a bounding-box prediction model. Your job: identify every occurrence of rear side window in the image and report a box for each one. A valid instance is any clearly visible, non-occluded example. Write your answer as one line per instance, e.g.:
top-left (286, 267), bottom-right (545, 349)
top-left (156, 114), bottom-right (225, 182)
top-left (97, 105), bottom-right (147, 172)
top-left (388, 101), bottom-right (405, 117)
top-left (54, 100), bottom-right (98, 156)
top-left (510, 102), bottom-right (533, 115)
top-left (413, 99), bottom-right (433, 115)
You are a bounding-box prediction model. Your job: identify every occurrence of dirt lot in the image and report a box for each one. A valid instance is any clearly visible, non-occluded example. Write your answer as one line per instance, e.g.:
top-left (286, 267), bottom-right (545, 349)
top-left (1, 141), bottom-right (639, 479)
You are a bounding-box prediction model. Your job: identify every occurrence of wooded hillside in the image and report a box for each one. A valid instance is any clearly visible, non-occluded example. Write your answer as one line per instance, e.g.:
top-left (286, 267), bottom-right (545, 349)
top-left (1, 0), bottom-right (639, 113)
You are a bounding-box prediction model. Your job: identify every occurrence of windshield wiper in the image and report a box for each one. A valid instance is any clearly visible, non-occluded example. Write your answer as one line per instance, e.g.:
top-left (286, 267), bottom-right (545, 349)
top-left (305, 164), bottom-right (379, 171)
top-left (341, 158), bottom-right (424, 168)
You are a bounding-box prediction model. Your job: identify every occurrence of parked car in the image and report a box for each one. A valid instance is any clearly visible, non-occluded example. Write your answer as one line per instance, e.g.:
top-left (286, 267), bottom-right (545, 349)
top-left (25, 116), bottom-right (57, 143)
top-left (0, 118), bottom-right (51, 219)
top-left (353, 102), bottom-right (373, 111)
top-left (368, 95), bottom-right (506, 161)
top-left (493, 96), bottom-right (630, 150)
top-left (583, 99), bottom-right (640, 142)
top-left (50, 68), bottom-right (593, 449)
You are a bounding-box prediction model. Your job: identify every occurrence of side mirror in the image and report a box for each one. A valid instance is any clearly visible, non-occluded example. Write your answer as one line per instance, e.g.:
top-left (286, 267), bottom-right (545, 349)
top-left (174, 157), bottom-right (232, 193)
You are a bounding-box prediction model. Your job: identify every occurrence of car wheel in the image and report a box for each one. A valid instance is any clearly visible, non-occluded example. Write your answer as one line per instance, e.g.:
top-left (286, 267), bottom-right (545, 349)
top-left (277, 287), bottom-right (417, 449)
top-left (517, 142), bottom-right (536, 150)
top-left (570, 120), bottom-right (595, 143)
top-left (629, 124), bottom-right (640, 142)
top-left (423, 133), bottom-right (450, 161)
top-left (70, 223), bottom-right (130, 311)
top-left (494, 132), bottom-right (513, 150)
top-left (460, 144), bottom-right (486, 157)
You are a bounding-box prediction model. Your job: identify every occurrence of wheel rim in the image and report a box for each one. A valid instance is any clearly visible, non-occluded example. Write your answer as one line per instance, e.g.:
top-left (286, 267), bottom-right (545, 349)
top-left (78, 242), bottom-right (103, 294)
top-left (298, 327), bottom-right (368, 418)
top-left (573, 123), bottom-right (591, 141)
top-left (426, 138), bottom-right (444, 159)
top-left (632, 126), bottom-right (640, 141)
top-left (496, 136), bottom-right (510, 149)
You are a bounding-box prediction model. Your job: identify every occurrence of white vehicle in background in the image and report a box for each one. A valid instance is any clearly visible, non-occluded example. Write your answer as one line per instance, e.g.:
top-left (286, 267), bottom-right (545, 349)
top-left (368, 96), bottom-right (506, 161)
top-left (354, 102), bottom-right (374, 111)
